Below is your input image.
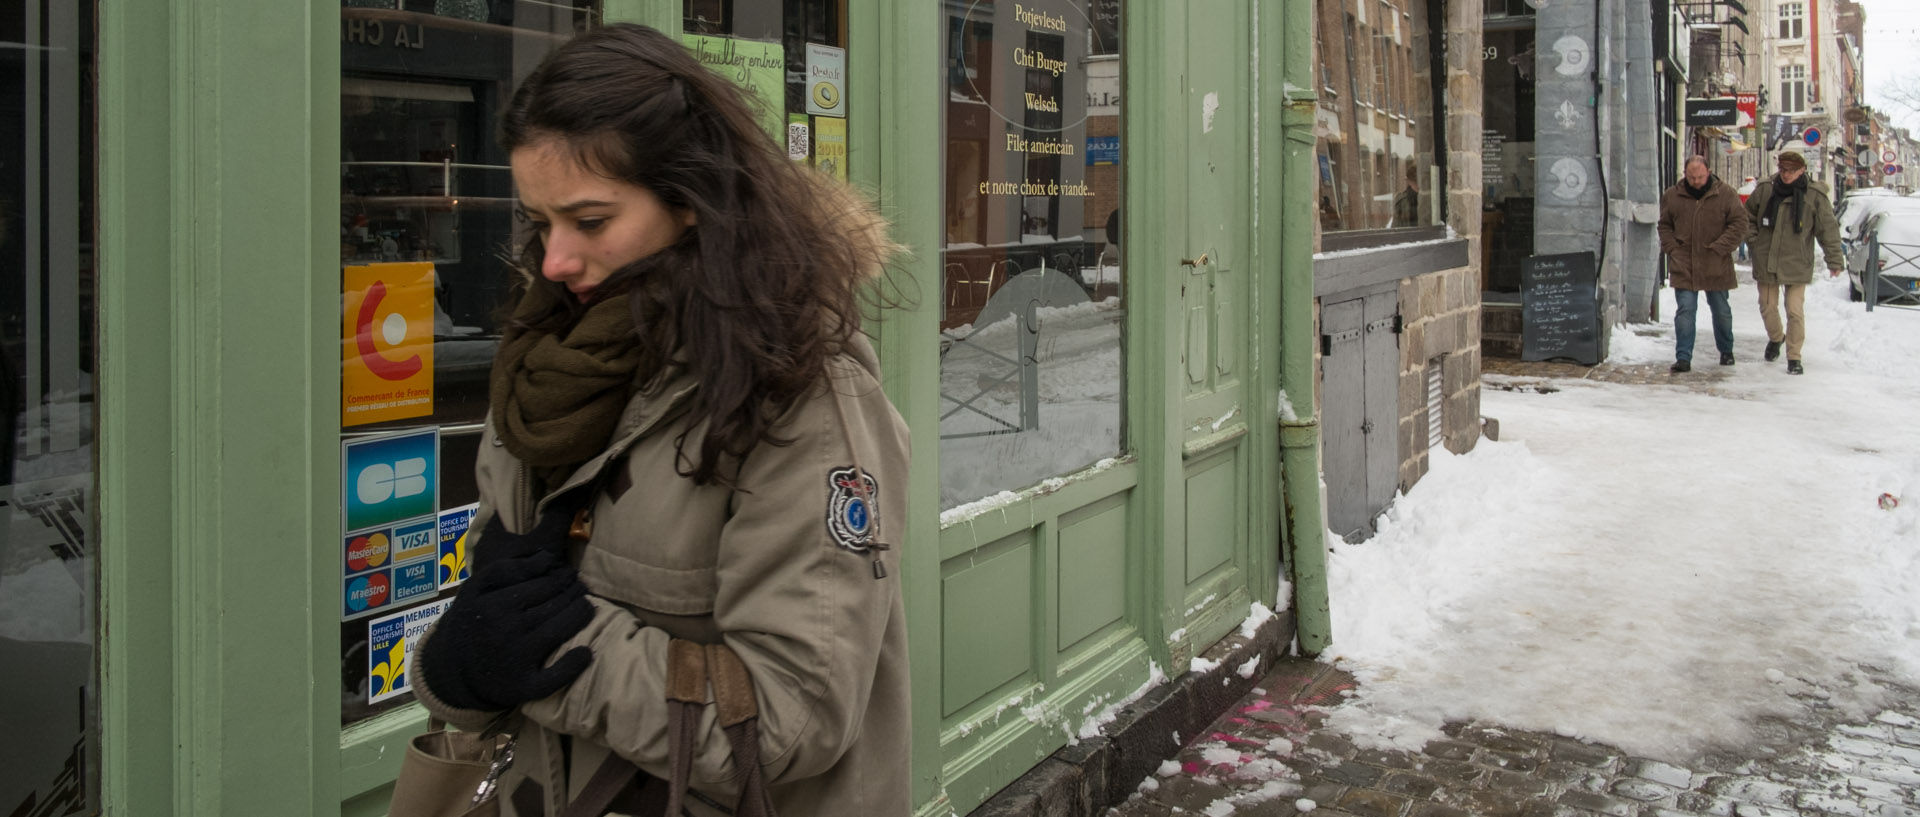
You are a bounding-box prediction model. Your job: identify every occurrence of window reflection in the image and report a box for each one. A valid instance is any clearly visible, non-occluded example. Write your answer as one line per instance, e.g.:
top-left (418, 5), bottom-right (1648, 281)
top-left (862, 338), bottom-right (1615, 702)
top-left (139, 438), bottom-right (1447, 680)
top-left (337, 0), bottom-right (598, 725)
top-left (939, 0), bottom-right (1124, 512)
top-left (1313, 0), bottom-right (1438, 232)
top-left (0, 1), bottom-right (99, 814)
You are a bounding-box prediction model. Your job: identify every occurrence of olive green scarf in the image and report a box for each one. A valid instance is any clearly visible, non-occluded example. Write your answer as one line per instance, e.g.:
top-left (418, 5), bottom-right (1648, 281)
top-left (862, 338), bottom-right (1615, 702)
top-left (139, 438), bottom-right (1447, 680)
top-left (489, 282), bottom-right (645, 494)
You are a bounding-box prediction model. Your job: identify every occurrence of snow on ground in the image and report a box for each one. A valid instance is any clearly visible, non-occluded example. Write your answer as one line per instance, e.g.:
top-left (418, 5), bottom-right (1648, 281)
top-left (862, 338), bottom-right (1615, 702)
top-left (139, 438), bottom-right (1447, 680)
top-left (1321, 273), bottom-right (1920, 763)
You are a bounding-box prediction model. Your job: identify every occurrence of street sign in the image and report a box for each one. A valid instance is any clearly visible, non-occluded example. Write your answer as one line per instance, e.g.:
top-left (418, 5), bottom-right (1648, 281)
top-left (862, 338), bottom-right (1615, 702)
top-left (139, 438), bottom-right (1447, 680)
top-left (1888, 164), bottom-right (1899, 176)
top-left (1803, 127), bottom-right (1823, 146)
top-left (1884, 149), bottom-right (1898, 164)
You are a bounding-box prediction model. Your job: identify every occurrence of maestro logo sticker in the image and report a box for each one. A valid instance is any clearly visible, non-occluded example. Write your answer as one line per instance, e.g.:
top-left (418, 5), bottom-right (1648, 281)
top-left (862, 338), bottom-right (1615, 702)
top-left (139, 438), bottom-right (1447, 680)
top-left (343, 428), bottom-right (438, 533)
top-left (344, 571), bottom-right (392, 617)
top-left (342, 262), bottom-right (435, 426)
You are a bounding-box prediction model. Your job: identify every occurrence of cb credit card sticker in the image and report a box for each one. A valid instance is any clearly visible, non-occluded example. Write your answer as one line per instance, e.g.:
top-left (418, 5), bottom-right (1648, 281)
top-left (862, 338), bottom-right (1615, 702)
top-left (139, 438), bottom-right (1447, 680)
top-left (368, 599), bottom-right (453, 704)
top-left (438, 503), bottom-right (478, 588)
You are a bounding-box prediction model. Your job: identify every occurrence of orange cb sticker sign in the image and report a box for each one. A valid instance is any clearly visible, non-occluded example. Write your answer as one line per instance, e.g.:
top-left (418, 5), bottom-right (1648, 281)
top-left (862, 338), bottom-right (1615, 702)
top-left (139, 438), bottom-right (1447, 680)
top-left (343, 262), bottom-right (435, 426)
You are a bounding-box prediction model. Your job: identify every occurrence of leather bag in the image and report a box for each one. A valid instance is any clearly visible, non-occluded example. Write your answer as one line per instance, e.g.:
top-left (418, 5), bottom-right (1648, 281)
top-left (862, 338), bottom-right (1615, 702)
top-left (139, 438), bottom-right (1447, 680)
top-left (387, 719), bottom-right (509, 817)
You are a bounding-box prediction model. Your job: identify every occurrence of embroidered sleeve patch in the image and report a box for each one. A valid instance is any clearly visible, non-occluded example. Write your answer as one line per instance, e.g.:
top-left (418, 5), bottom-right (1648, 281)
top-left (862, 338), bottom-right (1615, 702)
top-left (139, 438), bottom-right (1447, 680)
top-left (825, 466), bottom-right (879, 552)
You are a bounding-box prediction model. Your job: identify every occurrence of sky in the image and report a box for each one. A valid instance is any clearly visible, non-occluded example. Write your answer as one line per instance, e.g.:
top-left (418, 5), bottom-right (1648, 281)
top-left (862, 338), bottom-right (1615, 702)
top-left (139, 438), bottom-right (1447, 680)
top-left (1316, 273), bottom-right (1920, 763)
top-left (1860, 0), bottom-right (1920, 129)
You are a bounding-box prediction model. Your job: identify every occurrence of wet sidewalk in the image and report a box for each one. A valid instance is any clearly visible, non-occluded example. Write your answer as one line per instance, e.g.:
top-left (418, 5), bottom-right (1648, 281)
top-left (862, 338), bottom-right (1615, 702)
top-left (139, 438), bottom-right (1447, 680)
top-left (1108, 659), bottom-right (1920, 817)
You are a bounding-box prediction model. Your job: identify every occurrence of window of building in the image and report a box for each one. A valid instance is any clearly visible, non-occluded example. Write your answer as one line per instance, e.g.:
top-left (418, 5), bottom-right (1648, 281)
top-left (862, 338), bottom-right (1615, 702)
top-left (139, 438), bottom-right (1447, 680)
top-left (1315, 0), bottom-right (1443, 233)
top-left (1778, 2), bottom-right (1804, 40)
top-left (337, 0), bottom-right (601, 726)
top-left (682, 0), bottom-right (852, 175)
top-left (0, 1), bottom-right (99, 813)
top-left (937, 0), bottom-right (1126, 511)
top-left (1781, 64), bottom-right (1807, 114)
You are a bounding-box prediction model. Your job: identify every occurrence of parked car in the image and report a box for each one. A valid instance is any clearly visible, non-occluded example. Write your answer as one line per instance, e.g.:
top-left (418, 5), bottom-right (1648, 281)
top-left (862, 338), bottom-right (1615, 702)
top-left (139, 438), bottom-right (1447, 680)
top-left (1845, 210), bottom-right (1920, 305)
top-left (1835, 195), bottom-right (1920, 253)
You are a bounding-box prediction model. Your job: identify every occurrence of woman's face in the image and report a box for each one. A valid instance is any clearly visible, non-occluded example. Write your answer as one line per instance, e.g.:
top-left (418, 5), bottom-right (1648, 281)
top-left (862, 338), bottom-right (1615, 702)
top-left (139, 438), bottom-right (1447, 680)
top-left (511, 139), bottom-right (691, 300)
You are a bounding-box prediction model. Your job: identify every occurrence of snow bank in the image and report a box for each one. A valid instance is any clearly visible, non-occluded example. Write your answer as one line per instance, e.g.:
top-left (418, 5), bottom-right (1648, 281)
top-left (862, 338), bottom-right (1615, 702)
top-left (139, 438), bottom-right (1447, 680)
top-left (1319, 291), bottom-right (1920, 762)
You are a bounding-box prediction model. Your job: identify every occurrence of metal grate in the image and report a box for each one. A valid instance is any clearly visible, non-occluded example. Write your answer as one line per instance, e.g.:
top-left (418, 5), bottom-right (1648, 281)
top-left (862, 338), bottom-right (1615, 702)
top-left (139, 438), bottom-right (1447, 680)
top-left (1427, 358), bottom-right (1445, 452)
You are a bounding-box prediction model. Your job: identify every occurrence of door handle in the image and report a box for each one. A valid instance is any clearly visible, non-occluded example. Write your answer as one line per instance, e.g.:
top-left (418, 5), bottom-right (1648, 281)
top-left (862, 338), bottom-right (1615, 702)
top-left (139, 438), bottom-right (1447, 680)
top-left (1181, 252), bottom-right (1210, 267)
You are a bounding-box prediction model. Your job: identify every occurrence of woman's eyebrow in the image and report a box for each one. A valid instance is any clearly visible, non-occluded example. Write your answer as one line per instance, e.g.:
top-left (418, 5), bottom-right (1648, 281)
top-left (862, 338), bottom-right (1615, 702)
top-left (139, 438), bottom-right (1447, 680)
top-left (554, 199), bottom-right (615, 214)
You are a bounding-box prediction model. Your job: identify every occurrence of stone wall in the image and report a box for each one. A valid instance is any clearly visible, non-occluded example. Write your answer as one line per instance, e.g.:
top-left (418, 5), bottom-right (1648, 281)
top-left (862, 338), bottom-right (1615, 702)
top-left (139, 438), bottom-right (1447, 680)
top-left (1396, 267), bottom-right (1483, 489)
top-left (1394, 0), bottom-right (1484, 491)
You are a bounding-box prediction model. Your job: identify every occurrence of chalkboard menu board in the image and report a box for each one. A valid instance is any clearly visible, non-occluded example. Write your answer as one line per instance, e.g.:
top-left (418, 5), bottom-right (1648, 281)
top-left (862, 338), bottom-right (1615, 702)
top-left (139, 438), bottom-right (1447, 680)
top-left (1521, 252), bottom-right (1601, 364)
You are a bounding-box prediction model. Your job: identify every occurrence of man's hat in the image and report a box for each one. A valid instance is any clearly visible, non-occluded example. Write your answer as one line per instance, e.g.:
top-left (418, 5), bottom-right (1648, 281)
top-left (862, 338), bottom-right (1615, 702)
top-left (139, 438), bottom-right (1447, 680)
top-left (1777, 150), bottom-right (1807, 169)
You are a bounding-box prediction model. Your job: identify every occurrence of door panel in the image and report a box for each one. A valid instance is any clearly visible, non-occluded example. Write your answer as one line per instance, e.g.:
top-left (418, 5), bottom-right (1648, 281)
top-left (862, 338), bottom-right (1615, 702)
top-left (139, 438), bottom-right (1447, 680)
top-left (940, 532), bottom-right (1036, 717)
top-left (1321, 299), bottom-right (1366, 536)
top-left (1362, 291), bottom-right (1400, 513)
top-left (1171, 0), bottom-right (1253, 646)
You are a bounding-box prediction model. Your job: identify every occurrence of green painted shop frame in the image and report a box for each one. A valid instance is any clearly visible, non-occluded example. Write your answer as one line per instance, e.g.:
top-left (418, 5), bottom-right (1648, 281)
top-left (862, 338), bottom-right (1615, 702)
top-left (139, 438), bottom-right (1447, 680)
top-left (92, 1), bottom-right (1327, 815)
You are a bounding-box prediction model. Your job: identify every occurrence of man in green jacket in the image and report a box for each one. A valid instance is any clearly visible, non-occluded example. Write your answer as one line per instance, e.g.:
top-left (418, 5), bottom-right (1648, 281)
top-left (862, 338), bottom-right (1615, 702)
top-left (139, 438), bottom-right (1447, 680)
top-left (1743, 150), bottom-right (1843, 375)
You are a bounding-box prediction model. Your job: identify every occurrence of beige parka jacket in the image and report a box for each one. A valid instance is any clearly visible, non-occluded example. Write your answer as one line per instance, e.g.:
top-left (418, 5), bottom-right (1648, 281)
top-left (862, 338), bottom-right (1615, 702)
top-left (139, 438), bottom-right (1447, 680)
top-left (413, 332), bottom-right (912, 817)
top-left (1744, 176), bottom-right (1845, 286)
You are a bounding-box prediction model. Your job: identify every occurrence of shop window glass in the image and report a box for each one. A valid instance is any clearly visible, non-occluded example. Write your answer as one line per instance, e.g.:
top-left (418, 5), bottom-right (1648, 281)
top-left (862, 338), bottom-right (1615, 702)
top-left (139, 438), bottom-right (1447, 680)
top-left (338, 0), bottom-right (599, 726)
top-left (938, 0), bottom-right (1124, 512)
top-left (0, 1), bottom-right (100, 814)
top-left (1314, 0), bottom-right (1441, 233)
top-left (1481, 26), bottom-right (1535, 293)
top-left (683, 0), bottom-right (850, 179)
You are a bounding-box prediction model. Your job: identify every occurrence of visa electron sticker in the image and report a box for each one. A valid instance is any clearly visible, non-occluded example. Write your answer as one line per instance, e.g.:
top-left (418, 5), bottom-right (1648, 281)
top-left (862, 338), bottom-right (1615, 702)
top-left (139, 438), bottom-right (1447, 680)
top-left (438, 503), bottom-right (478, 588)
top-left (391, 559), bottom-right (439, 604)
top-left (368, 599), bottom-right (453, 704)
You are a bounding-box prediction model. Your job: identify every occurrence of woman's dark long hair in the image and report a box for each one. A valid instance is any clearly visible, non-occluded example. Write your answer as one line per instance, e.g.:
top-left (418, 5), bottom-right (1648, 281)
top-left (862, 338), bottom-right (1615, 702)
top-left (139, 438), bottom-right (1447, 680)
top-left (501, 23), bottom-right (894, 485)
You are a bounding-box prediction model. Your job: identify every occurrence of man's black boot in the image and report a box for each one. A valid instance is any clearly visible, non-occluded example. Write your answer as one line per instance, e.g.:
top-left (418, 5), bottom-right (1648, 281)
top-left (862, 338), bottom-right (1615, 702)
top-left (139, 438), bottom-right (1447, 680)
top-left (1670, 360), bottom-right (1691, 374)
top-left (1787, 360), bottom-right (1804, 375)
top-left (1764, 340), bottom-right (1782, 362)
top-left (1720, 352), bottom-right (1735, 366)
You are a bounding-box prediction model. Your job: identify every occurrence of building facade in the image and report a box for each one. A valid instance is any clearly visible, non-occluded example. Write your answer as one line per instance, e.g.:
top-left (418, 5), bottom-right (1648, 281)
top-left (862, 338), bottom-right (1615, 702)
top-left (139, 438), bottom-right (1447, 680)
top-left (1309, 0), bottom-right (1486, 539)
top-left (1, 1), bottom-right (1332, 816)
top-left (1479, 0), bottom-right (1667, 358)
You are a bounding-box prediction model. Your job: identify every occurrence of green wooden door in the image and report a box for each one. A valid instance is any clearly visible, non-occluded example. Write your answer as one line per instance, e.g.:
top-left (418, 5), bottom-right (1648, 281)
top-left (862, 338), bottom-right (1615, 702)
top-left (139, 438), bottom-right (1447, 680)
top-left (1166, 0), bottom-right (1260, 653)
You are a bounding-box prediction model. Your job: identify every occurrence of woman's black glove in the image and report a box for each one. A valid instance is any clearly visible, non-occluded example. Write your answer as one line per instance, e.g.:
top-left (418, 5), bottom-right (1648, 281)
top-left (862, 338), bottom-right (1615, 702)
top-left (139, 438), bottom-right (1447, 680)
top-left (418, 512), bottom-right (595, 712)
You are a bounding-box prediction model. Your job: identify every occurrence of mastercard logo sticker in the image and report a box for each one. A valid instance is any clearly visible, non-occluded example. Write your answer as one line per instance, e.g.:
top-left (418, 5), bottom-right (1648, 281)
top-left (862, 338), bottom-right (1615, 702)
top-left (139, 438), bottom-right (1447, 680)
top-left (346, 531), bottom-right (391, 573)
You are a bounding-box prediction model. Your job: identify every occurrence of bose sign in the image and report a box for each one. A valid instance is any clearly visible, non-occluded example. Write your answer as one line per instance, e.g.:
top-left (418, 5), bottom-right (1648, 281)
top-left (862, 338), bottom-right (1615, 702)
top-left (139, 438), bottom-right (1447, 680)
top-left (1685, 98), bottom-right (1740, 127)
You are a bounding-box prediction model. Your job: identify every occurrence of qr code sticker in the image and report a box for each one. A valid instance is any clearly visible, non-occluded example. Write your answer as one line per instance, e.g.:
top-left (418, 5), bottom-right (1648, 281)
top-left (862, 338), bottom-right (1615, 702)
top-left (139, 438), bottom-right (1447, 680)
top-left (788, 122), bottom-right (811, 161)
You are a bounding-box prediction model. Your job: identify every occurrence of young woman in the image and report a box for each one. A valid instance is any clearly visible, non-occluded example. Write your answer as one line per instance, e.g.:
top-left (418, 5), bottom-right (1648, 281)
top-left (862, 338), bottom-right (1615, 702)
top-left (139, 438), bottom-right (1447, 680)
top-left (411, 23), bottom-right (910, 817)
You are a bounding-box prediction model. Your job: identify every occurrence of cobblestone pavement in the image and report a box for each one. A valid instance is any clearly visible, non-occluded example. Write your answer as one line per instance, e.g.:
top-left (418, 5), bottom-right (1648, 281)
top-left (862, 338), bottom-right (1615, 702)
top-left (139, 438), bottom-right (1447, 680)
top-left (1107, 659), bottom-right (1920, 817)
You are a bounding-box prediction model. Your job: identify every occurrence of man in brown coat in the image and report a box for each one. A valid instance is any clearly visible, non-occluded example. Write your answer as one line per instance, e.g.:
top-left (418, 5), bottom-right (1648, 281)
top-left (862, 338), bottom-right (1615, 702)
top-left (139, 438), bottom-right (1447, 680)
top-left (1658, 156), bottom-right (1751, 373)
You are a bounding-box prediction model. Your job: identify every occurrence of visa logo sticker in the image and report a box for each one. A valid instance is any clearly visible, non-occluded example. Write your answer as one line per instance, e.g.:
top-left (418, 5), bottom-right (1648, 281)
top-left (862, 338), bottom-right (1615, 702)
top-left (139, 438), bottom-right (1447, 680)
top-left (343, 428), bottom-right (438, 533)
top-left (368, 598), bottom-right (453, 704)
top-left (438, 503), bottom-right (478, 588)
top-left (391, 518), bottom-right (438, 564)
top-left (391, 559), bottom-right (438, 603)
top-left (344, 570), bottom-right (393, 619)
